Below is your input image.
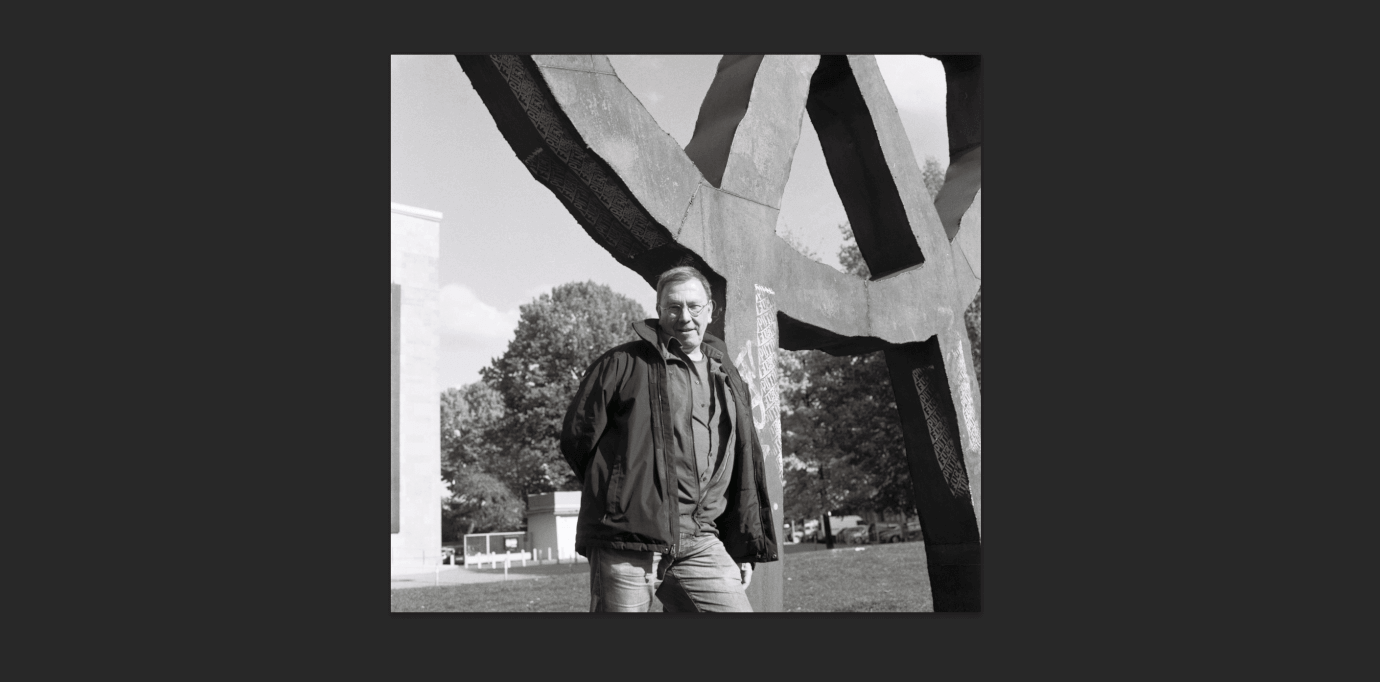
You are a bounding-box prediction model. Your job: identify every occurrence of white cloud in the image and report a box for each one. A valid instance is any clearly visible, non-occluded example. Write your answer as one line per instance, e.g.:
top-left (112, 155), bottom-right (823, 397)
top-left (439, 283), bottom-right (520, 343)
top-left (875, 55), bottom-right (947, 113)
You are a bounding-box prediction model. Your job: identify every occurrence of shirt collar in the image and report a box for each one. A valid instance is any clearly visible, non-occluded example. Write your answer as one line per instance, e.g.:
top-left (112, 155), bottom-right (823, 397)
top-left (656, 326), bottom-right (722, 369)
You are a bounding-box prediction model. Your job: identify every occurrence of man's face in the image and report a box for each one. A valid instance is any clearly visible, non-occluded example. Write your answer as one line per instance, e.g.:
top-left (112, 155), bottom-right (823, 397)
top-left (657, 279), bottom-right (712, 354)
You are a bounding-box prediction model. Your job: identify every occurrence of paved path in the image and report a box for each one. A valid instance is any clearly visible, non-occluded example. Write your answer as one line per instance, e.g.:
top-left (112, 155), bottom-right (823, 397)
top-left (391, 542), bottom-right (853, 589)
top-left (391, 560), bottom-right (591, 590)
top-left (393, 541), bottom-right (879, 589)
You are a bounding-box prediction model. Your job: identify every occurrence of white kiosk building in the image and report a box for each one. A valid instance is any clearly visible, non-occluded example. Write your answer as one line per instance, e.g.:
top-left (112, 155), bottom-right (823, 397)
top-left (526, 491), bottom-right (582, 563)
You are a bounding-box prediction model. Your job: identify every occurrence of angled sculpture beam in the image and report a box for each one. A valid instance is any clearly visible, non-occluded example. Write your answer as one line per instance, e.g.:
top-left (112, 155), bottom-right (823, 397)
top-left (457, 54), bottom-right (982, 611)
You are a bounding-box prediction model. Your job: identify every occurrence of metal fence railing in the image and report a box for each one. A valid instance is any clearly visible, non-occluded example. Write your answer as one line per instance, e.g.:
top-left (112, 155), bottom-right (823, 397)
top-left (458, 532), bottom-right (587, 569)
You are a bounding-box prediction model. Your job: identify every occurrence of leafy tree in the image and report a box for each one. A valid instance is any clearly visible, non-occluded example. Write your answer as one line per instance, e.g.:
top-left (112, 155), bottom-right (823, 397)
top-left (441, 467), bottom-right (525, 540)
top-left (780, 350), bottom-right (859, 525)
top-left (837, 222), bottom-right (871, 280)
top-left (480, 281), bottom-right (650, 498)
top-left (782, 420), bottom-right (872, 521)
top-left (440, 382), bottom-right (504, 482)
top-left (439, 382), bottom-right (511, 540)
top-left (965, 287), bottom-right (981, 391)
top-left (922, 154), bottom-right (945, 201)
top-left (780, 349), bottom-right (914, 520)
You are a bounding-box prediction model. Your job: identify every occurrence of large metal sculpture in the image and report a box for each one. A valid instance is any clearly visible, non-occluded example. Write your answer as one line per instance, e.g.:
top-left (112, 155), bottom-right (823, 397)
top-left (457, 54), bottom-right (982, 611)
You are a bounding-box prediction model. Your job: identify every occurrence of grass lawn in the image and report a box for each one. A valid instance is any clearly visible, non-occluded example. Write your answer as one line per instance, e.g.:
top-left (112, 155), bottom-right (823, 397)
top-left (782, 541), bottom-right (932, 612)
top-left (391, 541), bottom-right (931, 612)
top-left (392, 569), bottom-right (592, 612)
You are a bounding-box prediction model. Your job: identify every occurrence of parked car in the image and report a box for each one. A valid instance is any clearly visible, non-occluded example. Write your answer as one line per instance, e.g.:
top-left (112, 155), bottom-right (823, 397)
top-left (873, 523), bottom-right (905, 543)
top-left (783, 524), bottom-right (802, 544)
top-left (904, 521), bottom-right (923, 541)
top-left (836, 526), bottom-right (870, 545)
top-left (441, 546), bottom-right (468, 565)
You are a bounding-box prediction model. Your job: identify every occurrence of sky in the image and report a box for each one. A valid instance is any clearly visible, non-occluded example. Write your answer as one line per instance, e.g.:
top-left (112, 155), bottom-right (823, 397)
top-left (391, 55), bottom-right (949, 390)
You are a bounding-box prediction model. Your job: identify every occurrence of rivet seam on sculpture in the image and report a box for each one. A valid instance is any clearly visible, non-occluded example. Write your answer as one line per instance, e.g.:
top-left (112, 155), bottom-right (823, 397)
top-left (675, 184), bottom-right (702, 241)
top-left (710, 184), bottom-right (781, 212)
top-left (537, 65), bottom-right (615, 76)
top-left (959, 244), bottom-right (980, 281)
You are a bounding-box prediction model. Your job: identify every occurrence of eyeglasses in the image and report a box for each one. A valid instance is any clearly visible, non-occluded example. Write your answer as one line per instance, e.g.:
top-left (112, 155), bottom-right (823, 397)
top-left (660, 302), bottom-right (709, 318)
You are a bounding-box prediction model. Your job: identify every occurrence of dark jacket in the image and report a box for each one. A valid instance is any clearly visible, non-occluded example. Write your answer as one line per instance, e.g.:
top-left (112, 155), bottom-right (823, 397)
top-left (560, 319), bottom-right (779, 564)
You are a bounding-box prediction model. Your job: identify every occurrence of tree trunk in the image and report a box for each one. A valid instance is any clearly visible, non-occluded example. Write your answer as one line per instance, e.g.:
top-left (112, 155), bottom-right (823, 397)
top-left (820, 467), bottom-right (834, 550)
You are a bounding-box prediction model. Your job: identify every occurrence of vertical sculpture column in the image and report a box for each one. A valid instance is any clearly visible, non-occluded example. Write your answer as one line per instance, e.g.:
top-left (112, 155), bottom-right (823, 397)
top-left (390, 202), bottom-right (442, 574)
top-left (884, 332), bottom-right (981, 611)
top-left (723, 280), bottom-right (785, 613)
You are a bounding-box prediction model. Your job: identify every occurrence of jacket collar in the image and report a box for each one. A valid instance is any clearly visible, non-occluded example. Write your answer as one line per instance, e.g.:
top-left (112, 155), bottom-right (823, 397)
top-left (632, 318), bottom-right (728, 365)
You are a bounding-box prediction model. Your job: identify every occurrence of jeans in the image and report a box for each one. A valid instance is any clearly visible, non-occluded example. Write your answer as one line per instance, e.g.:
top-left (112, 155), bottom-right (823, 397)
top-left (589, 534), bottom-right (753, 612)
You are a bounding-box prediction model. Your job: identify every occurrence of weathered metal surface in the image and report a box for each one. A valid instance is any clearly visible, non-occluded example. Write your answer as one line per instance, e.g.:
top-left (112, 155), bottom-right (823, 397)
top-left (923, 54), bottom-right (982, 242)
top-left (456, 54), bottom-right (982, 611)
top-left (683, 55), bottom-right (766, 189)
top-left (951, 188), bottom-right (982, 324)
top-left (530, 54), bottom-right (596, 71)
top-left (936, 146), bottom-right (982, 242)
top-left (716, 55), bottom-right (818, 207)
top-left (541, 66), bottom-right (702, 241)
top-left (883, 338), bottom-right (978, 611)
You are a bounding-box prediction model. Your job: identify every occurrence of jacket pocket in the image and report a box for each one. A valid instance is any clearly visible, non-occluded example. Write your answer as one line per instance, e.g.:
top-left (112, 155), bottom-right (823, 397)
top-left (604, 444), bottom-right (634, 519)
top-left (603, 451), bottom-right (626, 519)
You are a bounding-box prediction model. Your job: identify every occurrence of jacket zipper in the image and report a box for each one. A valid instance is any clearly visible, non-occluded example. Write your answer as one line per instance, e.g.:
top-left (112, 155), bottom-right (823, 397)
top-left (658, 348), bottom-right (678, 560)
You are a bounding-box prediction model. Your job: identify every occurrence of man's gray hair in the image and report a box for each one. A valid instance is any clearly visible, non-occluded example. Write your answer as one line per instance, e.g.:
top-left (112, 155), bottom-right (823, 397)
top-left (655, 265), bottom-right (712, 308)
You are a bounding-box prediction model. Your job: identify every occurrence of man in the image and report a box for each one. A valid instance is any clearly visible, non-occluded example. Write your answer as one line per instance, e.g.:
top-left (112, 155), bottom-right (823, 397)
top-left (560, 265), bottom-right (778, 612)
